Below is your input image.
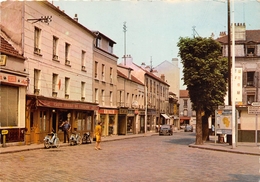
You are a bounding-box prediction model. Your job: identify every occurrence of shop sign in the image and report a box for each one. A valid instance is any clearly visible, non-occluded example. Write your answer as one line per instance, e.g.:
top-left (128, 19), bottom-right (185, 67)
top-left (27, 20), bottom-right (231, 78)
top-left (99, 109), bottom-right (118, 114)
top-left (119, 109), bottom-right (128, 114)
top-left (1, 130), bottom-right (8, 135)
top-left (37, 99), bottom-right (99, 110)
top-left (0, 73), bottom-right (28, 86)
top-left (0, 55), bottom-right (7, 66)
top-left (139, 111), bottom-right (145, 115)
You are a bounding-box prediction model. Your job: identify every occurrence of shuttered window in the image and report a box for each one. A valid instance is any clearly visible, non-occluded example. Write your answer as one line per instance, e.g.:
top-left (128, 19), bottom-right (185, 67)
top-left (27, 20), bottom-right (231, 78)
top-left (0, 85), bottom-right (18, 127)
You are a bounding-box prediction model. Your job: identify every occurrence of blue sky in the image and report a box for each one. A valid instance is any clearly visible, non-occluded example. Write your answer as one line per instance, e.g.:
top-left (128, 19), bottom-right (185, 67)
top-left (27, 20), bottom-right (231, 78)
top-left (53, 0), bottom-right (260, 88)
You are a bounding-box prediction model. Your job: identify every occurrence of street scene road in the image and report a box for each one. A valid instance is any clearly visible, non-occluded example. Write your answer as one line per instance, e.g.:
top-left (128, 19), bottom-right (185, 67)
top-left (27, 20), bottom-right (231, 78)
top-left (1, 132), bottom-right (259, 182)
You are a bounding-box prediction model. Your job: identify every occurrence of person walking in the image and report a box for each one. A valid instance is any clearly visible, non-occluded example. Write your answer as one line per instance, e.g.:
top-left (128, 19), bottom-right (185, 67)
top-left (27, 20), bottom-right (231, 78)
top-left (95, 121), bottom-right (102, 150)
top-left (60, 120), bottom-right (71, 143)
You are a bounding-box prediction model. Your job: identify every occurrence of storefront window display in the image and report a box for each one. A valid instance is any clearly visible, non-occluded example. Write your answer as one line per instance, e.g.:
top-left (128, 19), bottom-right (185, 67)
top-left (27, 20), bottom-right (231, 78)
top-left (0, 85), bottom-right (18, 127)
top-left (75, 112), bottom-right (92, 131)
top-left (39, 111), bottom-right (47, 132)
top-left (109, 115), bottom-right (115, 135)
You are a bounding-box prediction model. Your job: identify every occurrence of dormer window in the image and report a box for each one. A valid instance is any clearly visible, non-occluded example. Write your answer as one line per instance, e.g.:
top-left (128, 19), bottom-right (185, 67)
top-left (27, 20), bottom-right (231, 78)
top-left (96, 37), bottom-right (101, 48)
top-left (246, 45), bottom-right (256, 57)
top-left (108, 42), bottom-right (113, 54)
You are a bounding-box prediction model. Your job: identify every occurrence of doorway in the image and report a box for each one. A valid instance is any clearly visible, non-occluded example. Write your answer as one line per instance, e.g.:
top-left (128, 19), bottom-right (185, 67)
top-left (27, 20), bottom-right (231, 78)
top-left (52, 112), bottom-right (57, 132)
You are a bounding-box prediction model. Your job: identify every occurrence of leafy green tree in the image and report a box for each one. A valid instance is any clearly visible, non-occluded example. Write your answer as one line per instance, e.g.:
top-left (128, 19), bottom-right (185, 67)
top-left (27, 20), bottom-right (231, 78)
top-left (177, 37), bottom-right (228, 145)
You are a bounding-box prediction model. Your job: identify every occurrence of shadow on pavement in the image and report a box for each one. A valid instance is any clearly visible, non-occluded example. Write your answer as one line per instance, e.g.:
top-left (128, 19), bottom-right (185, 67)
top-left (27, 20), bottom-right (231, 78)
top-left (223, 174), bottom-right (260, 182)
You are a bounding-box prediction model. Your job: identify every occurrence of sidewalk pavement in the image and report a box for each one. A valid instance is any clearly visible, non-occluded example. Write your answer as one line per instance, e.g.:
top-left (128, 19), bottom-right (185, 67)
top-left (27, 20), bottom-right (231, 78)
top-left (189, 135), bottom-right (260, 156)
top-left (0, 131), bottom-right (259, 156)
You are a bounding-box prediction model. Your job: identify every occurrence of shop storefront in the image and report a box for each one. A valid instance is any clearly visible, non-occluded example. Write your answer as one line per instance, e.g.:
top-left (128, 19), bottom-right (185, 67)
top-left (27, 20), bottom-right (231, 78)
top-left (118, 108), bottom-right (128, 135)
top-left (127, 109), bottom-right (135, 134)
top-left (138, 110), bottom-right (145, 133)
top-left (0, 72), bottom-right (28, 145)
top-left (26, 95), bottom-right (98, 144)
top-left (147, 109), bottom-right (156, 132)
top-left (98, 109), bottom-right (118, 136)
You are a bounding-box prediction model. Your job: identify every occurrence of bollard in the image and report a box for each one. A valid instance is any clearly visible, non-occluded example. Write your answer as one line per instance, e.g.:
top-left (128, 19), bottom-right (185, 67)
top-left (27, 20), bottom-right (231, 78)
top-left (1, 130), bottom-right (8, 147)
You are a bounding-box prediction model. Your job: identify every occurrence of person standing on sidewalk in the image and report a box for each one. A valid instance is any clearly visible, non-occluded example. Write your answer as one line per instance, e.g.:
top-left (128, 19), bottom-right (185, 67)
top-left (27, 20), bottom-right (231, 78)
top-left (60, 120), bottom-right (71, 143)
top-left (95, 121), bottom-right (102, 150)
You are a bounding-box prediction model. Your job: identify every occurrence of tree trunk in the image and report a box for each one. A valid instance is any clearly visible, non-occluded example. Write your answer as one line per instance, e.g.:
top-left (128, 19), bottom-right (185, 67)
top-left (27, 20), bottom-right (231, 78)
top-left (195, 108), bottom-right (203, 145)
top-left (202, 115), bottom-right (209, 142)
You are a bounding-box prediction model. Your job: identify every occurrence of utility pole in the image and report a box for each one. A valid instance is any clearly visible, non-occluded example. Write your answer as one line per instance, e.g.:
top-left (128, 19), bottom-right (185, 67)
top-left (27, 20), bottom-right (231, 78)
top-left (228, 0), bottom-right (231, 106)
top-left (123, 22), bottom-right (127, 65)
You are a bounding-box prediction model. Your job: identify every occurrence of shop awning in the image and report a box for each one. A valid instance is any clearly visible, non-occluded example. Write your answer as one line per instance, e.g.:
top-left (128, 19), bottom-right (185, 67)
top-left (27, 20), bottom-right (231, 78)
top-left (161, 114), bottom-right (170, 119)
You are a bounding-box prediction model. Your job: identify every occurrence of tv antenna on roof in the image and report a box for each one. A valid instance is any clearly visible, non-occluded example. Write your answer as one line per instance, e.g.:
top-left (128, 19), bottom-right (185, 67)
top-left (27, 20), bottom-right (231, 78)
top-left (192, 26), bottom-right (200, 38)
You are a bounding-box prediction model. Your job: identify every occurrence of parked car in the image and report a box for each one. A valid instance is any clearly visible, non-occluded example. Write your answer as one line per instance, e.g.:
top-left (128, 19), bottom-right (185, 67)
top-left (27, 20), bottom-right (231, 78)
top-left (184, 124), bottom-right (193, 132)
top-left (159, 125), bottom-right (173, 135)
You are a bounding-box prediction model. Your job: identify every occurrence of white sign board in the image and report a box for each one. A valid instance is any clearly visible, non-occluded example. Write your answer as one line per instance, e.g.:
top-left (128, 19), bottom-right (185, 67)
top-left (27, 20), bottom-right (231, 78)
top-left (251, 102), bottom-right (260, 107)
top-left (248, 106), bottom-right (260, 115)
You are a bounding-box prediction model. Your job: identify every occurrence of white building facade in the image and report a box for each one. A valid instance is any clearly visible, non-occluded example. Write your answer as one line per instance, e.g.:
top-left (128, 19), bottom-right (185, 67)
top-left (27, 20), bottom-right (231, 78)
top-left (1, 1), bottom-right (98, 144)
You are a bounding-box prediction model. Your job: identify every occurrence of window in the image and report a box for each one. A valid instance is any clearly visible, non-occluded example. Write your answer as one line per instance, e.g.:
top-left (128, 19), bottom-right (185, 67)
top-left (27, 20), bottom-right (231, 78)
top-left (110, 67), bottom-right (113, 83)
top-left (0, 85), bottom-right (18, 127)
top-left (126, 93), bottom-right (129, 107)
top-left (53, 36), bottom-right (59, 60)
top-left (108, 42), bottom-right (113, 54)
top-left (119, 91), bottom-right (123, 106)
top-left (52, 73), bottom-right (58, 96)
top-left (183, 109), bottom-right (188, 116)
top-left (39, 111), bottom-right (47, 132)
top-left (110, 91), bottom-right (113, 106)
top-left (95, 61), bottom-right (98, 79)
top-left (95, 88), bottom-right (98, 103)
top-left (96, 37), bottom-right (101, 48)
top-left (247, 72), bottom-right (255, 86)
top-left (81, 81), bottom-right (85, 100)
top-left (102, 64), bottom-right (105, 81)
top-left (150, 80), bottom-right (152, 92)
top-left (34, 27), bottom-right (41, 54)
top-left (246, 45), bottom-right (256, 56)
top-left (81, 50), bottom-right (86, 70)
top-left (75, 112), bottom-right (92, 131)
top-left (247, 94), bottom-right (255, 105)
top-left (65, 43), bottom-right (70, 65)
top-left (101, 90), bottom-right (105, 105)
top-left (34, 69), bottom-right (41, 94)
top-left (65, 77), bottom-right (70, 98)
top-left (184, 99), bottom-right (188, 108)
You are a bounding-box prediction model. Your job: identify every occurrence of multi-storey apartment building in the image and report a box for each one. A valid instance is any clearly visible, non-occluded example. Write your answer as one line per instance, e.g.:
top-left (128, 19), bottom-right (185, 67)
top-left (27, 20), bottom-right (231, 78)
top-left (1, 1), bottom-right (98, 144)
top-left (0, 34), bottom-right (28, 143)
top-left (117, 65), bottom-right (145, 134)
top-left (179, 90), bottom-right (196, 128)
top-left (216, 23), bottom-right (260, 142)
top-left (121, 55), bottom-right (170, 132)
top-left (153, 59), bottom-right (180, 126)
top-left (92, 31), bottom-right (118, 137)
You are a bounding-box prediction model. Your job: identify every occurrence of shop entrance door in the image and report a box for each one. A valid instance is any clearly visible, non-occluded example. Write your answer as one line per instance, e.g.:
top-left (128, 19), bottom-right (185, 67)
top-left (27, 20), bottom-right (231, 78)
top-left (52, 113), bottom-right (57, 132)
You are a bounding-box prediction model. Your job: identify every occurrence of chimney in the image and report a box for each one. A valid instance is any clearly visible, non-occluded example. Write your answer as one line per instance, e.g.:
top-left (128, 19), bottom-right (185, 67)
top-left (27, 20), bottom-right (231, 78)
top-left (161, 74), bottom-right (165, 82)
top-left (172, 58), bottom-right (178, 67)
top-left (219, 31), bottom-right (226, 38)
top-left (74, 14), bottom-right (78, 22)
top-left (231, 23), bottom-right (246, 41)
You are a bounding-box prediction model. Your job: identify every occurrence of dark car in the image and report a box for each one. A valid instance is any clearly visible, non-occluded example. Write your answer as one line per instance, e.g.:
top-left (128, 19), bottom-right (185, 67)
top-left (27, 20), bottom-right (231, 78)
top-left (184, 124), bottom-right (193, 132)
top-left (159, 125), bottom-right (173, 135)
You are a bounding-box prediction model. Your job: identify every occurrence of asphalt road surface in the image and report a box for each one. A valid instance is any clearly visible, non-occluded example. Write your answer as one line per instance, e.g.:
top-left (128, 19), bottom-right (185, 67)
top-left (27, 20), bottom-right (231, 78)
top-left (1, 132), bottom-right (259, 182)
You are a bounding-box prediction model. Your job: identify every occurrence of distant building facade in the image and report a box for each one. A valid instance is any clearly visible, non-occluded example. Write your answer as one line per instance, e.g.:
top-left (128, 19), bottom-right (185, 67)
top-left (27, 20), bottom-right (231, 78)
top-left (121, 55), bottom-right (170, 132)
top-left (179, 90), bottom-right (196, 128)
top-left (92, 31), bottom-right (118, 137)
top-left (117, 65), bottom-right (145, 134)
